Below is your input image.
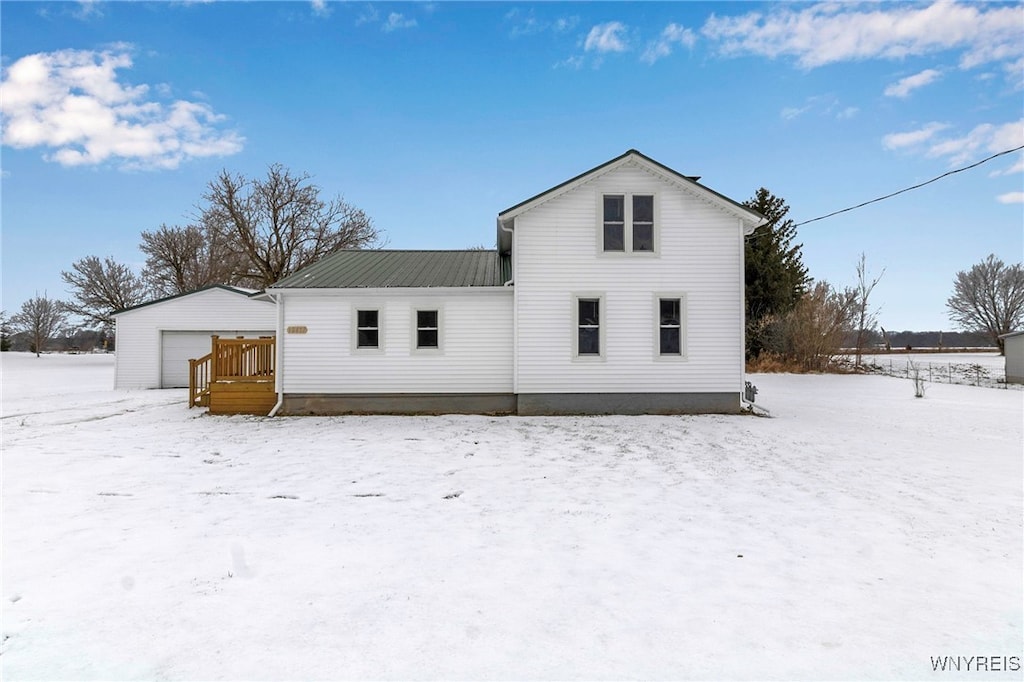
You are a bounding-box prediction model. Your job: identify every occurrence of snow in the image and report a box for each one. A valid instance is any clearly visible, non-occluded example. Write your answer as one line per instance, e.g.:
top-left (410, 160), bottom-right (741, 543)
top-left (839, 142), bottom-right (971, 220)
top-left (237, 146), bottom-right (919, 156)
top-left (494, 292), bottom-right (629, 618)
top-left (2, 352), bottom-right (1022, 680)
top-left (858, 351), bottom-right (1007, 376)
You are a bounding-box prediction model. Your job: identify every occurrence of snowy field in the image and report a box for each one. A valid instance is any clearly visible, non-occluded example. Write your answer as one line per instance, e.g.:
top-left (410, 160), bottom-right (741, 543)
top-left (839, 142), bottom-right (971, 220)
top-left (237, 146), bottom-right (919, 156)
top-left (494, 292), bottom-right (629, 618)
top-left (2, 352), bottom-right (1022, 681)
top-left (857, 351), bottom-right (1006, 374)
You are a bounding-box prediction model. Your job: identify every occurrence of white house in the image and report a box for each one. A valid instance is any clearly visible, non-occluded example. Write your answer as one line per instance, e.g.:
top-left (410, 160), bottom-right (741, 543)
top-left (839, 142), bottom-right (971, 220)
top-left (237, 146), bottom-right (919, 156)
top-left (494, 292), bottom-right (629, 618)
top-left (112, 285), bottom-right (276, 389)
top-left (1001, 331), bottom-right (1024, 384)
top-left (263, 149), bottom-right (765, 415)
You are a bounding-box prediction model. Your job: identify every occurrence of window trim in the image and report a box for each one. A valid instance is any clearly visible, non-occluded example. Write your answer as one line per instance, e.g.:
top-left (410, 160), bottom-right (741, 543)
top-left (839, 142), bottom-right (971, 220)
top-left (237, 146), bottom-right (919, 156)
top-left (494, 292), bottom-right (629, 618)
top-left (598, 191), bottom-right (659, 256)
top-left (572, 293), bottom-right (606, 361)
top-left (412, 306), bottom-right (443, 354)
top-left (653, 293), bottom-right (688, 361)
top-left (352, 306), bottom-right (384, 354)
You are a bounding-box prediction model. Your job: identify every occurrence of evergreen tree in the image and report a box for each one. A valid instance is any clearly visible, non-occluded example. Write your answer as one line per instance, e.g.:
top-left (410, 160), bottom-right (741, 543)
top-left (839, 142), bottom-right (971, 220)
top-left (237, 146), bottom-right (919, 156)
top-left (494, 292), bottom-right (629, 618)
top-left (743, 188), bottom-right (810, 359)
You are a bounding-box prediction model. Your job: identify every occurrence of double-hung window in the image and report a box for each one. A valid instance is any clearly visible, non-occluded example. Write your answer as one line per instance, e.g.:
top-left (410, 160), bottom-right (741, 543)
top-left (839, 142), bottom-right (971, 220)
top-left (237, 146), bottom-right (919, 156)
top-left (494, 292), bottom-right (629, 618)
top-left (655, 295), bottom-right (686, 358)
top-left (602, 194), bottom-right (655, 253)
top-left (356, 310), bottom-right (380, 349)
top-left (603, 196), bottom-right (626, 251)
top-left (659, 298), bottom-right (681, 355)
top-left (575, 296), bottom-right (603, 357)
top-left (416, 310), bottom-right (439, 349)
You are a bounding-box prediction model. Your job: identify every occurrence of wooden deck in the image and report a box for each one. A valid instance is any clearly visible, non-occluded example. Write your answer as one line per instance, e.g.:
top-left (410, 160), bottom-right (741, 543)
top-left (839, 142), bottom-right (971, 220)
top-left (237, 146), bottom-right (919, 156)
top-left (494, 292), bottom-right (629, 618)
top-left (189, 336), bottom-right (276, 415)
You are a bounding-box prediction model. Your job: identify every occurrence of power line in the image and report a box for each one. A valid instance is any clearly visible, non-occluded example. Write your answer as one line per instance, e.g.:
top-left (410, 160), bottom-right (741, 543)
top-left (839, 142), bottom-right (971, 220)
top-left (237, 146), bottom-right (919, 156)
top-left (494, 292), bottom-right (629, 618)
top-left (790, 144), bottom-right (1024, 228)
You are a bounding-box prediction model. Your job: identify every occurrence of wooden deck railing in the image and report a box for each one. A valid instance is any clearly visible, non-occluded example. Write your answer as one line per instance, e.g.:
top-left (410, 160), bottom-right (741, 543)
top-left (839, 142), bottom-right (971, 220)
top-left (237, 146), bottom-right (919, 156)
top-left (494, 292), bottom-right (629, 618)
top-left (188, 335), bottom-right (275, 409)
top-left (189, 352), bottom-right (213, 408)
top-left (212, 335), bottom-right (275, 381)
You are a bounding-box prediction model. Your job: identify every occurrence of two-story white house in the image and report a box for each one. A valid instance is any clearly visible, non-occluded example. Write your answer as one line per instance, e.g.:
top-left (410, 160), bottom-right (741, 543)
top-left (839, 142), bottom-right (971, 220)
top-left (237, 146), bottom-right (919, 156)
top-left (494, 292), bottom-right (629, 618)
top-left (262, 150), bottom-right (765, 415)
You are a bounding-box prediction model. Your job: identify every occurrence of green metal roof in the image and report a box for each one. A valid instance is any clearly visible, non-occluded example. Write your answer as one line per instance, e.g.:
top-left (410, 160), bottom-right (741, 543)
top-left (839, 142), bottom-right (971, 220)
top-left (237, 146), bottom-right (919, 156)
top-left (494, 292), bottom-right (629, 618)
top-left (270, 250), bottom-right (506, 289)
top-left (111, 284), bottom-right (265, 316)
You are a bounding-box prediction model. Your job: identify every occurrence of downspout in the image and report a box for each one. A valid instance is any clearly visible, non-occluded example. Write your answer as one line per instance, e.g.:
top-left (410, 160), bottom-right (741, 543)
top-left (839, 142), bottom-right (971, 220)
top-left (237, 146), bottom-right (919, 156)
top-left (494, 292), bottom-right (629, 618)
top-left (500, 219), bottom-right (517, 401)
top-left (740, 216), bottom-right (770, 415)
top-left (500, 219), bottom-right (514, 286)
top-left (268, 290), bottom-right (285, 417)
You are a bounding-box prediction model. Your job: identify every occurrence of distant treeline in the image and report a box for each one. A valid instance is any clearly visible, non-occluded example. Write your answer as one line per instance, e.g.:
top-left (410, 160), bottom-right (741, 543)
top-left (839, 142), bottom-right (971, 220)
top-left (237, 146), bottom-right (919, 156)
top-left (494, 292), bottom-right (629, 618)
top-left (4, 329), bottom-right (114, 353)
top-left (842, 329), bottom-right (996, 350)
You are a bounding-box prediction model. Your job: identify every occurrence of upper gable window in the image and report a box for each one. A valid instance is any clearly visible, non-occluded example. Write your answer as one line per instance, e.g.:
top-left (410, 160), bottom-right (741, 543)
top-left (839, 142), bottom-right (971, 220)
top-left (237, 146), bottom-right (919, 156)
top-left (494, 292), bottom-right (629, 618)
top-left (632, 195), bottom-right (654, 251)
top-left (603, 195), bottom-right (625, 251)
top-left (602, 193), bottom-right (655, 253)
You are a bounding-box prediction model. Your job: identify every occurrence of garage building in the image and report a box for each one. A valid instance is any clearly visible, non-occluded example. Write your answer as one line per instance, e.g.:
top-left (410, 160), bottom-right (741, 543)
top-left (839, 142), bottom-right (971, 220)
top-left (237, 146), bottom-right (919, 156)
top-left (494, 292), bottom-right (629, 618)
top-left (112, 286), bottom-right (276, 389)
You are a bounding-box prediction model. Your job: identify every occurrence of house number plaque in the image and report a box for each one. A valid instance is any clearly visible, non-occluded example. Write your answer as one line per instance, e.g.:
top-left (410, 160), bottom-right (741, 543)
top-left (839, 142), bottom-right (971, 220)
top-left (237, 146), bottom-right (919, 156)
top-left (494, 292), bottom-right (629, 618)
top-left (286, 325), bottom-right (308, 334)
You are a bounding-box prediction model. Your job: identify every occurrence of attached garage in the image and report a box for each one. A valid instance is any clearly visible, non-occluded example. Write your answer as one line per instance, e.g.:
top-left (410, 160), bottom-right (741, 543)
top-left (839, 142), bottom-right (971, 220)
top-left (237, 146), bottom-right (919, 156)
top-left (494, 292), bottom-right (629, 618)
top-left (112, 286), bottom-right (277, 390)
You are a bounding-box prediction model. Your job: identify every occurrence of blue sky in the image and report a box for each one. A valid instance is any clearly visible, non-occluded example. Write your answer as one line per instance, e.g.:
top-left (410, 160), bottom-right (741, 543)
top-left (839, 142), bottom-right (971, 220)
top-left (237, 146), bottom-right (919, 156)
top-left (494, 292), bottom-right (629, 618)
top-left (2, 0), bottom-right (1022, 332)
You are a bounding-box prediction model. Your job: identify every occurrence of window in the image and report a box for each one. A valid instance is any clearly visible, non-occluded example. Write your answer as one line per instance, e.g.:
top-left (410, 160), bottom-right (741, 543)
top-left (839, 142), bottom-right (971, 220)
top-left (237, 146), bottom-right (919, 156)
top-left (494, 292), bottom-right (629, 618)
top-left (577, 298), bottom-right (601, 356)
top-left (659, 298), bottom-right (681, 355)
top-left (654, 294), bottom-right (686, 359)
top-left (603, 195), bottom-right (625, 251)
top-left (633, 195), bottom-right (654, 251)
top-left (602, 193), bottom-right (655, 253)
top-left (356, 310), bottom-right (379, 349)
top-left (416, 310), bottom-right (439, 349)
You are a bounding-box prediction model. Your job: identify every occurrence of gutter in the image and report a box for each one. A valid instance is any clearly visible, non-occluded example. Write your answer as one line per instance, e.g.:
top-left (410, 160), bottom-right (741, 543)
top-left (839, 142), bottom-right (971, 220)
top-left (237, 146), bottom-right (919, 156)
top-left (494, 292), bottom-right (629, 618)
top-left (268, 290), bottom-right (285, 417)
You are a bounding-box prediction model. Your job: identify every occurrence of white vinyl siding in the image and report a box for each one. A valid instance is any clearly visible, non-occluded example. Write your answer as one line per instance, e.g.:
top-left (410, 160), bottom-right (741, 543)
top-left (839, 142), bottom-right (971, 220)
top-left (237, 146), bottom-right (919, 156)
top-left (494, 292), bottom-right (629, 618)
top-left (113, 288), bottom-right (276, 389)
top-left (281, 289), bottom-right (512, 394)
top-left (513, 161), bottom-right (744, 394)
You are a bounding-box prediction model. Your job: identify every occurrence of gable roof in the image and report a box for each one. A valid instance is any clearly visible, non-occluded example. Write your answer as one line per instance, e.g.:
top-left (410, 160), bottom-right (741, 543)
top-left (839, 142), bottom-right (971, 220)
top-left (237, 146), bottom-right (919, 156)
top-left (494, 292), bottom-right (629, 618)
top-left (269, 250), bottom-right (505, 289)
top-left (497, 149), bottom-right (766, 250)
top-left (111, 284), bottom-right (266, 317)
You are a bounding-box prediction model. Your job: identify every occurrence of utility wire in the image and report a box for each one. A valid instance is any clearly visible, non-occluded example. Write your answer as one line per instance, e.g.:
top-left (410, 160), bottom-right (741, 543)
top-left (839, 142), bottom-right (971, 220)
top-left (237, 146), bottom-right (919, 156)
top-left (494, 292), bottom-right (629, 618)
top-left (792, 144), bottom-right (1024, 228)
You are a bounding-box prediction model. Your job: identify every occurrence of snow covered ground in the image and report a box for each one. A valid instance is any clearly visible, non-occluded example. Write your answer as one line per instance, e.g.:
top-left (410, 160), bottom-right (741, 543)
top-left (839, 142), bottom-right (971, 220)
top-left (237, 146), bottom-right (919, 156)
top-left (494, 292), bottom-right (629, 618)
top-left (2, 352), bottom-right (1022, 680)
top-left (857, 351), bottom-right (1006, 374)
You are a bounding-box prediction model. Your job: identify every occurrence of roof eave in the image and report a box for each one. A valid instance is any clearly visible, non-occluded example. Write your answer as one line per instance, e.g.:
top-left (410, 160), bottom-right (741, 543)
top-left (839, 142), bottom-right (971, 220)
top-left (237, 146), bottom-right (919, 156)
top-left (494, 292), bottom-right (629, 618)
top-left (497, 149), bottom-right (764, 231)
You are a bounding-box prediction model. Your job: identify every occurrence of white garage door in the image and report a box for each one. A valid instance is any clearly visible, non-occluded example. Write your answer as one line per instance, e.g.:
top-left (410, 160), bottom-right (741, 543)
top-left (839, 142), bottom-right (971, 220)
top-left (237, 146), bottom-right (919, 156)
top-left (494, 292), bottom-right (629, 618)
top-left (160, 330), bottom-right (273, 388)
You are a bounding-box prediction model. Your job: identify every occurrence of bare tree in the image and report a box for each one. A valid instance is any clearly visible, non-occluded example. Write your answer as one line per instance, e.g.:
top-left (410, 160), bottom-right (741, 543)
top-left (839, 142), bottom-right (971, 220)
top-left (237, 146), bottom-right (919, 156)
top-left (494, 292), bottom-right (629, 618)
top-left (61, 256), bottom-right (148, 328)
top-left (200, 164), bottom-right (382, 289)
top-left (757, 281), bottom-right (858, 371)
top-left (853, 253), bottom-right (885, 368)
top-left (139, 223), bottom-right (242, 297)
top-left (946, 254), bottom-right (1024, 354)
top-left (11, 294), bottom-right (68, 357)
top-left (0, 310), bottom-right (11, 352)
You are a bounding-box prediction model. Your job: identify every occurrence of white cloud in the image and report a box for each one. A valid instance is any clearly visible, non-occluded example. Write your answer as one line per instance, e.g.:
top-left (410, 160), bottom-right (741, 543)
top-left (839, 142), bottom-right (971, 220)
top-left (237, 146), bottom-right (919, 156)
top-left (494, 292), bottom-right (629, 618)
top-left (1005, 57), bottom-right (1024, 91)
top-left (779, 94), bottom-right (855, 121)
top-left (0, 47), bottom-right (243, 170)
top-left (382, 12), bottom-right (417, 32)
top-left (989, 156), bottom-right (1024, 177)
top-left (505, 9), bottom-right (578, 38)
top-left (554, 55), bottom-right (585, 71)
top-left (310, 0), bottom-right (331, 18)
top-left (355, 5), bottom-right (379, 26)
top-left (584, 22), bottom-right (628, 53)
top-left (996, 192), bottom-right (1024, 204)
top-left (702, 1), bottom-right (1023, 71)
top-left (884, 68), bottom-right (943, 97)
top-left (926, 119), bottom-right (1024, 165)
top-left (882, 122), bottom-right (951, 150)
top-left (641, 23), bottom-right (697, 64)
top-left (781, 105), bottom-right (810, 121)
